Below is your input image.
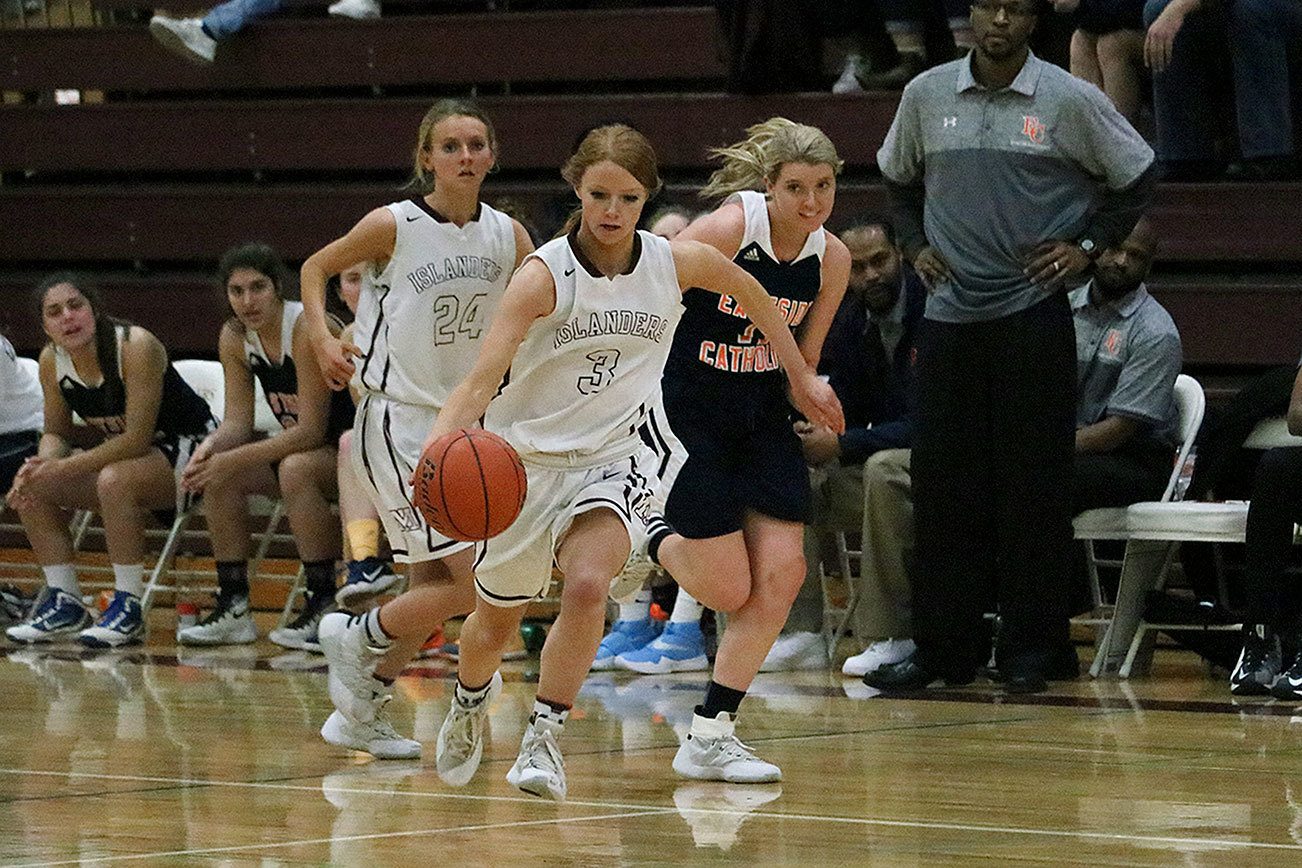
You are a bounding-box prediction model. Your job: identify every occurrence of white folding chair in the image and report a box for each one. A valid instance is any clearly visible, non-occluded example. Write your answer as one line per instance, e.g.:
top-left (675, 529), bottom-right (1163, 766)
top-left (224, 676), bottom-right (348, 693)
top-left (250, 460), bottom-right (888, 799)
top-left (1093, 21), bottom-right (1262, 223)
top-left (1078, 373), bottom-right (1205, 676)
top-left (820, 526), bottom-right (861, 661)
top-left (147, 361), bottom-right (304, 622)
top-left (137, 360), bottom-right (225, 612)
top-left (1100, 416), bottom-right (1302, 677)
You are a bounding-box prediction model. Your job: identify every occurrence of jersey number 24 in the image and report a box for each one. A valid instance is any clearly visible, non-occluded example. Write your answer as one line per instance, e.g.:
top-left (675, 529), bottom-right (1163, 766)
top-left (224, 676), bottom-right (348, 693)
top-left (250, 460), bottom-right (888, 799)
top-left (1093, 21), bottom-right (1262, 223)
top-left (432, 293), bottom-right (487, 345)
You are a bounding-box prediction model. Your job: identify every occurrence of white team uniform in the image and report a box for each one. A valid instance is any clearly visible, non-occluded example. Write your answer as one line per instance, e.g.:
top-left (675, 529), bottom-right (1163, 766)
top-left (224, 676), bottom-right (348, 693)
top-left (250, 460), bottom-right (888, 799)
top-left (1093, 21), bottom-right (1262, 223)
top-left (351, 199), bottom-right (516, 563)
top-left (475, 230), bottom-right (683, 605)
top-left (0, 335), bottom-right (42, 437)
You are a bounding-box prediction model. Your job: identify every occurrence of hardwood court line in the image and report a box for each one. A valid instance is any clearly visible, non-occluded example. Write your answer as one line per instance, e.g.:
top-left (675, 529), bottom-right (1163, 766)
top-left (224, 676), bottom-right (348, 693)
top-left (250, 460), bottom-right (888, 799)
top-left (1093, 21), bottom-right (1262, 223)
top-left (4, 768), bottom-right (1301, 855)
top-left (6, 808), bottom-right (682, 868)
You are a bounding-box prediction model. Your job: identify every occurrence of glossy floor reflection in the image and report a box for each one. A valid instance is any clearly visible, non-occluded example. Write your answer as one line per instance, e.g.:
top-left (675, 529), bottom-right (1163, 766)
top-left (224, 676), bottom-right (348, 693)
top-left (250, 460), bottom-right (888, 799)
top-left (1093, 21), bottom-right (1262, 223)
top-left (3, 640), bottom-right (1302, 865)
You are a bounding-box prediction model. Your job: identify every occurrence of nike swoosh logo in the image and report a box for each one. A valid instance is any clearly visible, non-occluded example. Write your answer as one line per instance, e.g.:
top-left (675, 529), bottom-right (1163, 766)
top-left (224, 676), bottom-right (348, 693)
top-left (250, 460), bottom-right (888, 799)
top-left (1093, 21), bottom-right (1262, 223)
top-left (564, 268), bottom-right (575, 276)
top-left (406, 215), bottom-right (420, 222)
top-left (363, 567), bottom-right (387, 582)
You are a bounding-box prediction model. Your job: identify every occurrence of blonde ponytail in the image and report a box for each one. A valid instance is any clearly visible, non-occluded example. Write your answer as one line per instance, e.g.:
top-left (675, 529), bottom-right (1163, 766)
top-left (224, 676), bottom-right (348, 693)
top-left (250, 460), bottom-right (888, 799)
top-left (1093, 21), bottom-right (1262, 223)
top-left (698, 117), bottom-right (844, 203)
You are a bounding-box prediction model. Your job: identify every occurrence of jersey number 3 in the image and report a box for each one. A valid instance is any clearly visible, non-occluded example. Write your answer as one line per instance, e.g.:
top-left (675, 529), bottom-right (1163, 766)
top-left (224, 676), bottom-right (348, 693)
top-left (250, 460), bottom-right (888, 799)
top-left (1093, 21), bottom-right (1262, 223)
top-left (577, 348), bottom-right (621, 395)
top-left (432, 293), bottom-right (487, 346)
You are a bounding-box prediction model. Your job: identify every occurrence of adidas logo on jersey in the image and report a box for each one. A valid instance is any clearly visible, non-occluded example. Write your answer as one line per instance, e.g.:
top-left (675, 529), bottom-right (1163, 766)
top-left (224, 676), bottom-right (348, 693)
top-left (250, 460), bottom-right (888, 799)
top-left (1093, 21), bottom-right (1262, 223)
top-left (743, 248), bottom-right (761, 261)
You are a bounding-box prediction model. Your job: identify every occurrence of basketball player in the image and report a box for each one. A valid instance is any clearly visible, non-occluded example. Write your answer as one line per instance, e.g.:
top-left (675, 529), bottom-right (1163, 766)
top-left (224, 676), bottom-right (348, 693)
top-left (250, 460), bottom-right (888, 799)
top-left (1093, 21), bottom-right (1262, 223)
top-left (178, 243), bottom-right (354, 649)
top-left (330, 262), bottom-right (402, 611)
top-left (5, 274), bottom-right (216, 647)
top-left (300, 100), bottom-right (534, 759)
top-left (429, 124), bottom-right (842, 801)
top-left (630, 119), bottom-right (852, 783)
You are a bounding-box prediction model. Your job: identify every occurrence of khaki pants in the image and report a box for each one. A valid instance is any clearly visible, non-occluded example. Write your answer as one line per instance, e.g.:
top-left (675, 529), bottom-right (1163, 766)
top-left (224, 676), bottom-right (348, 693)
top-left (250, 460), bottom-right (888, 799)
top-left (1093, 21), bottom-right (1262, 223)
top-left (788, 449), bottom-right (915, 642)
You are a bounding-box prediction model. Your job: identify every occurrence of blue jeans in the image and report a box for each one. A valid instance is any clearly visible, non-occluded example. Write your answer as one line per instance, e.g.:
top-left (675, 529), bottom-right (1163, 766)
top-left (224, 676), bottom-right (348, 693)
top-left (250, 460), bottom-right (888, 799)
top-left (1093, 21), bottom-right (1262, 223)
top-left (1144, 0), bottom-right (1298, 162)
top-left (1143, 0), bottom-right (1226, 162)
top-left (202, 0), bottom-right (281, 41)
top-left (1230, 0), bottom-right (1300, 159)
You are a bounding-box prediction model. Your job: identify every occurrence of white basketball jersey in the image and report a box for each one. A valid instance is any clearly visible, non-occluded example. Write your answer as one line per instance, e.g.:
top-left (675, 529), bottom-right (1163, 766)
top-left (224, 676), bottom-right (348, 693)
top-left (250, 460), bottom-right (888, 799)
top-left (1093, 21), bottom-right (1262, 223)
top-left (0, 335), bottom-right (42, 435)
top-left (353, 199), bottom-right (516, 409)
top-left (485, 230), bottom-right (683, 466)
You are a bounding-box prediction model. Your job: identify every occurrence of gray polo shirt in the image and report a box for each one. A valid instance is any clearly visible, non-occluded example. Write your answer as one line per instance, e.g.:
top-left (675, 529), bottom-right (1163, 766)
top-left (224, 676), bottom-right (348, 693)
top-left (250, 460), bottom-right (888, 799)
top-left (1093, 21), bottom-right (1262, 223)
top-left (877, 52), bottom-right (1154, 323)
top-left (1071, 281), bottom-right (1182, 446)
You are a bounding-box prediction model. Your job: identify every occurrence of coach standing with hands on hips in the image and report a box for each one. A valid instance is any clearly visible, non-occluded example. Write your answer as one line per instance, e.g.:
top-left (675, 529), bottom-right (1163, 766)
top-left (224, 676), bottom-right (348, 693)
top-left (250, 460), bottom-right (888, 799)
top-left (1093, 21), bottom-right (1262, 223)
top-left (866, 0), bottom-right (1156, 693)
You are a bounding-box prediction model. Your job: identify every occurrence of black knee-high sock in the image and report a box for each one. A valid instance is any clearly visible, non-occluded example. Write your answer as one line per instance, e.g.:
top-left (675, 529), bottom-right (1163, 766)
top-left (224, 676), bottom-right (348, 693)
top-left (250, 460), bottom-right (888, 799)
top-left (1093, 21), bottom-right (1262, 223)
top-left (303, 559), bottom-right (337, 599)
top-left (215, 561), bottom-right (250, 600)
top-left (697, 681), bottom-right (746, 719)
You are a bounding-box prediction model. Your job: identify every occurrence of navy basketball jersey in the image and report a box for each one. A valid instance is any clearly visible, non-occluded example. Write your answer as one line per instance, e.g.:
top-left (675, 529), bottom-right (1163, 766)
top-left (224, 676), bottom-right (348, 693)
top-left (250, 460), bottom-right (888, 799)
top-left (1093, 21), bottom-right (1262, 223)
top-left (55, 324), bottom-right (214, 438)
top-left (244, 301), bottom-right (353, 435)
top-left (665, 190), bottom-right (825, 385)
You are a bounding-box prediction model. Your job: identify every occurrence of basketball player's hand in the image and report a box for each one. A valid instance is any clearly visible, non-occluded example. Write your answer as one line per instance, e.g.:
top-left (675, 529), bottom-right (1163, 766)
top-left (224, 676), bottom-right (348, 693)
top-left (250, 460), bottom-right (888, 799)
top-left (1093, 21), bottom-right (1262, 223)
top-left (797, 423), bottom-right (841, 466)
top-left (911, 246), bottom-right (953, 292)
top-left (1025, 241), bottom-right (1089, 291)
top-left (185, 450), bottom-right (236, 492)
top-left (17, 457), bottom-right (65, 501)
top-left (4, 457), bottom-right (38, 509)
top-left (317, 334), bottom-right (362, 391)
top-left (180, 442), bottom-right (211, 493)
top-left (790, 369), bottom-right (845, 435)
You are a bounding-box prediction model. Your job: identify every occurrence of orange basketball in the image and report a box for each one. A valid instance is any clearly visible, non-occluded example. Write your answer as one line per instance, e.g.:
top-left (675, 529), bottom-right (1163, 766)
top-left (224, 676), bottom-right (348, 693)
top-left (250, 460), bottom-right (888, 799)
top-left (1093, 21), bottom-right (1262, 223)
top-left (413, 428), bottom-right (527, 542)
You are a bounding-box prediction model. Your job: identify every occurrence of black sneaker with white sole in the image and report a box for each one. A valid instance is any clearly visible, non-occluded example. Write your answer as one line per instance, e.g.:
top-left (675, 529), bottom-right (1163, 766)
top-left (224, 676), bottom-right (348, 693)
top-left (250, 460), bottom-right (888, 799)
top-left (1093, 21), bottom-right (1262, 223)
top-left (270, 590), bottom-right (336, 651)
top-left (1230, 624), bottom-right (1280, 696)
top-left (1272, 636), bottom-right (1302, 701)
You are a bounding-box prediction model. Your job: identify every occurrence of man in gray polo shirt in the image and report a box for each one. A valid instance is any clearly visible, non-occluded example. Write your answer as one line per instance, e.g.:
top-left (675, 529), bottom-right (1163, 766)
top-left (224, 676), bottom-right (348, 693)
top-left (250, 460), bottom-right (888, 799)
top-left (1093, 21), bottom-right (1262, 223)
top-left (867, 0), bottom-right (1157, 694)
top-left (1073, 218), bottom-right (1182, 515)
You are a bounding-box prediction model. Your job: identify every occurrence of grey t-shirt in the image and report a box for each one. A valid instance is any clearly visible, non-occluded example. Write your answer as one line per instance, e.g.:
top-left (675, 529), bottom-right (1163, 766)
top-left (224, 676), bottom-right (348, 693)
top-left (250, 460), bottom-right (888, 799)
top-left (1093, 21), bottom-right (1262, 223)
top-left (1071, 281), bottom-right (1182, 446)
top-left (877, 52), bottom-right (1154, 323)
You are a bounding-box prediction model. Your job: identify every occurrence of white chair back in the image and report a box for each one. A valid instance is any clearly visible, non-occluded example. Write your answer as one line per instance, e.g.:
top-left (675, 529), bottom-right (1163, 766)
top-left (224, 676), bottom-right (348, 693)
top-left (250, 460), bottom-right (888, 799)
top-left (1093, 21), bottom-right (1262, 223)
top-left (173, 359), bottom-right (225, 424)
top-left (1159, 374), bottom-right (1206, 502)
top-left (1243, 416), bottom-right (1302, 450)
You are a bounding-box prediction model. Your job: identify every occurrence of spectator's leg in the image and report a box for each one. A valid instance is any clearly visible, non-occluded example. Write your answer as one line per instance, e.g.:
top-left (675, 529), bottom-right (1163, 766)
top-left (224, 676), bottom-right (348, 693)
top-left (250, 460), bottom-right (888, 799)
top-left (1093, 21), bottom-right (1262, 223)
top-left (1070, 29), bottom-right (1105, 91)
top-left (1096, 29), bottom-right (1147, 124)
top-left (853, 449), bottom-right (915, 643)
top-left (1242, 447), bottom-right (1302, 629)
top-left (1229, 0), bottom-right (1297, 161)
top-left (1143, 0), bottom-right (1221, 167)
top-left (1073, 446), bottom-right (1171, 515)
top-left (202, 0), bottom-right (282, 41)
top-left (787, 463), bottom-right (862, 634)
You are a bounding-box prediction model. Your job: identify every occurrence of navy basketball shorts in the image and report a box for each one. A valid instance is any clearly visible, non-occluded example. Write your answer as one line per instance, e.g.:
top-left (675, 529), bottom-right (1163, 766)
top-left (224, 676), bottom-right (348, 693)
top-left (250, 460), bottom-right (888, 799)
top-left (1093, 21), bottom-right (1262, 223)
top-left (648, 375), bottom-right (810, 539)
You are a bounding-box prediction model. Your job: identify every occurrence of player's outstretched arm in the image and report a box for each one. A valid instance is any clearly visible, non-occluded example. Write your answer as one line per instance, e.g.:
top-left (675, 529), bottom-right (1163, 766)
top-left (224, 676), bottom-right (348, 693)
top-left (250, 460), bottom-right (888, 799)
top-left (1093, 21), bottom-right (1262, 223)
top-left (300, 207), bottom-right (394, 390)
top-left (423, 258), bottom-right (556, 450)
top-left (670, 239), bottom-right (845, 434)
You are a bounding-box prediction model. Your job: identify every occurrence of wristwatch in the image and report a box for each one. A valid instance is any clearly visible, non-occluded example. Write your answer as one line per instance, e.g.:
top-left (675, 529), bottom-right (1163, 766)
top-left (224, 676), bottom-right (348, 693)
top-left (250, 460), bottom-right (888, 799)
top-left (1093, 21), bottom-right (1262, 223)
top-left (1078, 237), bottom-right (1099, 259)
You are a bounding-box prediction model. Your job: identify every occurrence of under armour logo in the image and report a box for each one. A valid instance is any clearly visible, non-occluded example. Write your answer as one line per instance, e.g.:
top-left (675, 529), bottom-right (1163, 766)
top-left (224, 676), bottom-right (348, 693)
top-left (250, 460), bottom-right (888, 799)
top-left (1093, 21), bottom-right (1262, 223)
top-left (943, 117), bottom-right (958, 127)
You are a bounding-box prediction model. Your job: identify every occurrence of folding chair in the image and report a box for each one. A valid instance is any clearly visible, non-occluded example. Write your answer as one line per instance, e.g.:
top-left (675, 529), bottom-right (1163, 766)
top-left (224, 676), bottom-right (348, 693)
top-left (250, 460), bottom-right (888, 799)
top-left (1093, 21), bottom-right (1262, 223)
top-left (143, 361), bottom-right (305, 624)
top-left (1078, 373), bottom-right (1205, 676)
top-left (1099, 416), bottom-right (1302, 677)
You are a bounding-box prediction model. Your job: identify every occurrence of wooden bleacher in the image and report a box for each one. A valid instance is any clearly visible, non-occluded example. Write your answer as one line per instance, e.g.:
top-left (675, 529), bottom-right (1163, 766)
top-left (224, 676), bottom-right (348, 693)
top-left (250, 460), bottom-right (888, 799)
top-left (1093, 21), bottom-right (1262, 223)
top-left (2, 3), bottom-right (1300, 374)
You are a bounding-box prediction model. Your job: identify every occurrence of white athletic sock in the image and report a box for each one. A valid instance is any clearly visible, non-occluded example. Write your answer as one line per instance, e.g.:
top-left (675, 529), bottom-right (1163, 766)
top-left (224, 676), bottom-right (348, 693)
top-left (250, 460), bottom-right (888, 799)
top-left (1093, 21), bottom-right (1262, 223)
top-left (361, 607), bottom-right (393, 650)
top-left (618, 589), bottom-right (652, 622)
top-left (455, 676), bottom-right (495, 707)
top-left (670, 589), bottom-right (704, 625)
top-left (112, 563), bottom-right (144, 598)
top-left (42, 564), bottom-right (79, 596)
top-left (531, 699), bottom-right (569, 729)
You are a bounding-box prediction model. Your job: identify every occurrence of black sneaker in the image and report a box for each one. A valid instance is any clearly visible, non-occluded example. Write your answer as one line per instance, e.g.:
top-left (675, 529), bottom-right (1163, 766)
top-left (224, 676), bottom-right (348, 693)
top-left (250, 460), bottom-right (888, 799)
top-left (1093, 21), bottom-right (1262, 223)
top-left (1272, 637), bottom-right (1302, 701)
top-left (269, 590), bottom-right (335, 651)
top-left (1230, 625), bottom-right (1280, 696)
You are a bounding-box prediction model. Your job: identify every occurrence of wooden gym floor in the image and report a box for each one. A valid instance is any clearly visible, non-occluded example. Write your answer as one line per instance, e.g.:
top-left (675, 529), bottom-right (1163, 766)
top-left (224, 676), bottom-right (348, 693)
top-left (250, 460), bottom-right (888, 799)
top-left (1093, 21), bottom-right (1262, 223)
top-left (3, 617), bottom-right (1302, 865)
